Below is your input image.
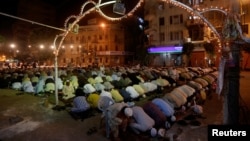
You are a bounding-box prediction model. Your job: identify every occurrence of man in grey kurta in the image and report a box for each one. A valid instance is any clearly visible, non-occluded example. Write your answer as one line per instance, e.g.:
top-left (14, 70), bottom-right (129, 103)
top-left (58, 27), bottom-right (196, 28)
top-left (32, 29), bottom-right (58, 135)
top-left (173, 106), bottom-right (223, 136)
top-left (129, 106), bottom-right (155, 134)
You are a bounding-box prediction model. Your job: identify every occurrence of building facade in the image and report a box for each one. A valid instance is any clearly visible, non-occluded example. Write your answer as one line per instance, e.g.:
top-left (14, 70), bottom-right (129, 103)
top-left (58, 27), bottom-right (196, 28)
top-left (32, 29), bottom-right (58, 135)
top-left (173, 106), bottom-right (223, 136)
top-left (144, 0), bottom-right (250, 68)
top-left (59, 22), bottom-right (131, 67)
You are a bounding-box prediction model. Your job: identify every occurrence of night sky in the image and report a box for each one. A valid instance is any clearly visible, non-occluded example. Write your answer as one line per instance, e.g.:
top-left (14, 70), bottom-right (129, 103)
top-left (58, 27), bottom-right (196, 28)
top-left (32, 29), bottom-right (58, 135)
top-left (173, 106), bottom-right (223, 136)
top-left (0, 0), bottom-right (143, 39)
top-left (0, 0), bottom-right (84, 39)
top-left (0, 0), bottom-right (18, 37)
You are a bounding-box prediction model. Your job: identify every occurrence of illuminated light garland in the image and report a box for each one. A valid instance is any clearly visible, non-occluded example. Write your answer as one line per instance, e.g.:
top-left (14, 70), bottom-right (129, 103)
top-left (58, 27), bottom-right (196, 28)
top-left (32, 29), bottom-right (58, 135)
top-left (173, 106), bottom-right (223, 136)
top-left (97, 0), bottom-right (144, 21)
top-left (198, 8), bottom-right (228, 15)
top-left (62, 0), bottom-right (144, 27)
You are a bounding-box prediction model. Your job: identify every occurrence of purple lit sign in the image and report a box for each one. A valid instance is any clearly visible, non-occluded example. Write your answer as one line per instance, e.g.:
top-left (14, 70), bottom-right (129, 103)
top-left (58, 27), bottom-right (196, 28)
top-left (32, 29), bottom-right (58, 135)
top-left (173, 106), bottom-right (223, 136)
top-left (148, 46), bottom-right (183, 53)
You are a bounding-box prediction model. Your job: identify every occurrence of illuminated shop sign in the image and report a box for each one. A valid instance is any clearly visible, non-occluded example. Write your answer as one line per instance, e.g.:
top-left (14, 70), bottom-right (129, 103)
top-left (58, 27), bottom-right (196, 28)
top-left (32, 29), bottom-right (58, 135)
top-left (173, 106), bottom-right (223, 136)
top-left (148, 46), bottom-right (183, 53)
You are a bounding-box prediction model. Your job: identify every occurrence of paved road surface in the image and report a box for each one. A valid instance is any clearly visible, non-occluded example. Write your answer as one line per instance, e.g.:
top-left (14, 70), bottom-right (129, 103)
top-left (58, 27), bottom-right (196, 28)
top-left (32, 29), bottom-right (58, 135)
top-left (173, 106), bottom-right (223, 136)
top-left (0, 71), bottom-right (249, 141)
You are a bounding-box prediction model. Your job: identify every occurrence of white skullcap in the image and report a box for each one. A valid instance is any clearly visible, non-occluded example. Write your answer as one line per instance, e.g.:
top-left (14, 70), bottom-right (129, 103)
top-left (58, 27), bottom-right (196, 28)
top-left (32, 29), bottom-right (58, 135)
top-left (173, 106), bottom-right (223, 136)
top-left (171, 115), bottom-right (176, 122)
top-left (124, 107), bottom-right (133, 117)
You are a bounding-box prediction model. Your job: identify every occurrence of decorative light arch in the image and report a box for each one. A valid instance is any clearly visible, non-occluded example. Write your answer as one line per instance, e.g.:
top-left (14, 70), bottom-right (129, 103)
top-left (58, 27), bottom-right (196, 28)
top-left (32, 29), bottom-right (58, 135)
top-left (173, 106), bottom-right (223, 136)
top-left (53, 0), bottom-right (250, 105)
top-left (53, 0), bottom-right (144, 105)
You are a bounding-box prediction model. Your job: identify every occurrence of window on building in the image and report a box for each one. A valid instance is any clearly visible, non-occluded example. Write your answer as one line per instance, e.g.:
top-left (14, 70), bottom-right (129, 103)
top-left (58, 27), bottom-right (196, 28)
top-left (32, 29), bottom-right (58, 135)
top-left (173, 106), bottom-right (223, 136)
top-left (105, 45), bottom-right (108, 51)
top-left (106, 57), bottom-right (108, 63)
top-left (95, 45), bottom-right (97, 51)
top-left (114, 35), bottom-right (118, 42)
top-left (170, 14), bottom-right (183, 24)
top-left (94, 35), bottom-right (98, 42)
top-left (100, 45), bottom-right (103, 51)
top-left (115, 45), bottom-right (118, 51)
top-left (99, 34), bottom-right (103, 40)
top-left (160, 32), bottom-right (165, 42)
top-left (88, 36), bottom-right (91, 40)
top-left (105, 34), bottom-right (108, 40)
top-left (189, 0), bottom-right (204, 5)
top-left (82, 58), bottom-right (85, 63)
top-left (159, 17), bottom-right (165, 26)
top-left (173, 15), bottom-right (179, 24)
top-left (81, 36), bottom-right (85, 42)
top-left (188, 24), bottom-right (204, 41)
top-left (180, 15), bottom-right (183, 23)
top-left (174, 32), bottom-right (179, 41)
top-left (170, 31), bottom-right (183, 41)
top-left (242, 24), bottom-right (249, 34)
top-left (100, 58), bottom-right (103, 63)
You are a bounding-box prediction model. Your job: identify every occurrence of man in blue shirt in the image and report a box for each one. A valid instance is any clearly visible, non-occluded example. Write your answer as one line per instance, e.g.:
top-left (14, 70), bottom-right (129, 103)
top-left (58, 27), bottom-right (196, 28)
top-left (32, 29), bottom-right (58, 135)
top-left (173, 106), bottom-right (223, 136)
top-left (68, 88), bottom-right (92, 120)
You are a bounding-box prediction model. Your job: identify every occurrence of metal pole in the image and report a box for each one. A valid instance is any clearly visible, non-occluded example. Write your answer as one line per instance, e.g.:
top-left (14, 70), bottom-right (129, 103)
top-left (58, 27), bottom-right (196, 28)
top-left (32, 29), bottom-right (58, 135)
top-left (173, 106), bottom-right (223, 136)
top-left (225, 42), bottom-right (241, 124)
top-left (54, 53), bottom-right (59, 105)
top-left (53, 35), bottom-right (59, 105)
top-left (223, 0), bottom-right (241, 124)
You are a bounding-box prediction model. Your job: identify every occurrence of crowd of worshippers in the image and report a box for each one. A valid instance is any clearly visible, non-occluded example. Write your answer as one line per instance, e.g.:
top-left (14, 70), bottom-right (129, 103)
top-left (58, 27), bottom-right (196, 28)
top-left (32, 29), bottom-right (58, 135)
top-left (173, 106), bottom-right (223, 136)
top-left (0, 65), bottom-right (218, 138)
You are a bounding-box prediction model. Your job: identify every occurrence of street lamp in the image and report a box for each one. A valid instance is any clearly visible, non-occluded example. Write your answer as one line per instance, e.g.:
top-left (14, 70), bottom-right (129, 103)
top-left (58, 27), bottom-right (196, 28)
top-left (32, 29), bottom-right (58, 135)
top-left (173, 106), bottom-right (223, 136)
top-left (9, 43), bottom-right (16, 58)
top-left (39, 44), bottom-right (44, 49)
top-left (10, 43), bottom-right (15, 49)
top-left (52, 0), bottom-right (144, 105)
top-left (100, 22), bottom-right (106, 28)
